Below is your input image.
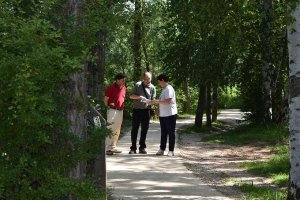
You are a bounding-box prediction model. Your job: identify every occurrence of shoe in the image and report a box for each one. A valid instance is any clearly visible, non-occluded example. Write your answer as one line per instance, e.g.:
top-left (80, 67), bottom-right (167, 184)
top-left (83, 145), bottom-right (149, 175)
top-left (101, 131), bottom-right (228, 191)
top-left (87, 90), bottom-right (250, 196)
top-left (139, 149), bottom-right (147, 154)
top-left (167, 151), bottom-right (174, 157)
top-left (111, 148), bottom-right (122, 153)
top-left (156, 149), bottom-right (164, 156)
top-left (129, 150), bottom-right (136, 154)
top-left (106, 150), bottom-right (114, 155)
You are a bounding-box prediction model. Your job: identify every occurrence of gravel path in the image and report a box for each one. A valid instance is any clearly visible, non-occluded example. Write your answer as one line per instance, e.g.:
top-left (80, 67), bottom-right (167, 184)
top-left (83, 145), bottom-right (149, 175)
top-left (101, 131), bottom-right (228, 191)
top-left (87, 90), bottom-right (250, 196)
top-left (177, 110), bottom-right (277, 199)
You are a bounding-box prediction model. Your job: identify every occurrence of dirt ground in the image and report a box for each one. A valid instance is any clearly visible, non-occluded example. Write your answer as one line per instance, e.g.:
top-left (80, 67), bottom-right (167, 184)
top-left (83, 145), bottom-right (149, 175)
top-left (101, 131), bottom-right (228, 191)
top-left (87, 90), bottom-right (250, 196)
top-left (177, 123), bottom-right (278, 199)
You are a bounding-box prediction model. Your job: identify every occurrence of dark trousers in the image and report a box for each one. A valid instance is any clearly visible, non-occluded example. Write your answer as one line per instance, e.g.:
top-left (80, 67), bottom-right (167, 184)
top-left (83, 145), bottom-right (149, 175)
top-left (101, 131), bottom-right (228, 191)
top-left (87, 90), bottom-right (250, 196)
top-left (130, 109), bottom-right (150, 151)
top-left (159, 115), bottom-right (177, 151)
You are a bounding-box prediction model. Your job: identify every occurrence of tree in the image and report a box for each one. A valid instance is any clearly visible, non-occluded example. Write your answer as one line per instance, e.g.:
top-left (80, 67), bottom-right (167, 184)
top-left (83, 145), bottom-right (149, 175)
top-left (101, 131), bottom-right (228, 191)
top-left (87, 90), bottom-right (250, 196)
top-left (133, 0), bottom-right (143, 80)
top-left (287, 2), bottom-right (300, 199)
top-left (262, 0), bottom-right (273, 122)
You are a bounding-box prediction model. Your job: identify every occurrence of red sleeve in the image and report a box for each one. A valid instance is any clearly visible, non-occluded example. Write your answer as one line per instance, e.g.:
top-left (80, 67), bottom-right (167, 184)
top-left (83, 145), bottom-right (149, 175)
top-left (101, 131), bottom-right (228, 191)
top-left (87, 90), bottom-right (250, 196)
top-left (105, 85), bottom-right (111, 97)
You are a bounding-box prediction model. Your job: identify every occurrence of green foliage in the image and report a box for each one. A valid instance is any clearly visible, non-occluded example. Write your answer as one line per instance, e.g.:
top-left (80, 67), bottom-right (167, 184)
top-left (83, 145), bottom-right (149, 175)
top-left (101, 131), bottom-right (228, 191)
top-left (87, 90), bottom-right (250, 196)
top-left (202, 123), bottom-right (288, 145)
top-left (218, 87), bottom-right (242, 109)
top-left (0, 1), bottom-right (109, 199)
top-left (175, 87), bottom-right (199, 114)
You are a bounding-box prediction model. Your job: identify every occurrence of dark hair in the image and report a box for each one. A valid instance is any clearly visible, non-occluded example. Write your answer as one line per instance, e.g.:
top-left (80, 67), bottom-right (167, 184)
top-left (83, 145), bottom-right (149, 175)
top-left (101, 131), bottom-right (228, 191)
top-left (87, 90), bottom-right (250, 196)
top-left (156, 74), bottom-right (169, 82)
top-left (115, 73), bottom-right (126, 80)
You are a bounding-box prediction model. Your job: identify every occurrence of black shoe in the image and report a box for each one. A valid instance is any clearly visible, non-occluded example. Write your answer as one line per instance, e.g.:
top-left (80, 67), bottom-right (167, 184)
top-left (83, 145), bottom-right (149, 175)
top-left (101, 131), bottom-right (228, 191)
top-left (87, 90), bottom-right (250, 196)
top-left (106, 150), bottom-right (114, 155)
top-left (139, 149), bottom-right (147, 154)
top-left (129, 150), bottom-right (136, 154)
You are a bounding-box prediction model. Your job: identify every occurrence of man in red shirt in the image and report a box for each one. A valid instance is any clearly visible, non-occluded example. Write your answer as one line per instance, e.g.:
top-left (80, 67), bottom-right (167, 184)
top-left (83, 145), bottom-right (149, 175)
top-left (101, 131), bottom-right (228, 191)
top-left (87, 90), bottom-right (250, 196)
top-left (104, 73), bottom-right (126, 155)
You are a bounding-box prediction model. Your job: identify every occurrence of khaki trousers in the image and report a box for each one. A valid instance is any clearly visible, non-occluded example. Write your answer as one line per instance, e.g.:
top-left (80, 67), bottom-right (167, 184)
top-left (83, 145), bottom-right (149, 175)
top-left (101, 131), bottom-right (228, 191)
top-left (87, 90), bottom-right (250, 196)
top-left (106, 109), bottom-right (123, 151)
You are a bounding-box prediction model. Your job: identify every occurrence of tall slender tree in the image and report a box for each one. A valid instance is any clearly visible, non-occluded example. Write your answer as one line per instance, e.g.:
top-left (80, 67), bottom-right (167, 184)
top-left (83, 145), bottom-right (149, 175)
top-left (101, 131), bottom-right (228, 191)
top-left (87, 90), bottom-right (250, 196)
top-left (287, 3), bottom-right (300, 199)
top-left (262, 0), bottom-right (273, 122)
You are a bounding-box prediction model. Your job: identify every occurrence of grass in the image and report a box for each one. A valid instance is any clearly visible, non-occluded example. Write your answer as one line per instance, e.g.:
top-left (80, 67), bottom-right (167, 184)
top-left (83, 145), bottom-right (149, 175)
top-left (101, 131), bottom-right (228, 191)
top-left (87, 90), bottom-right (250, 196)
top-left (237, 183), bottom-right (286, 200)
top-left (177, 113), bottom-right (195, 119)
top-left (201, 123), bottom-right (288, 145)
top-left (178, 120), bottom-right (228, 135)
top-left (180, 122), bottom-right (289, 199)
top-left (241, 145), bottom-right (289, 188)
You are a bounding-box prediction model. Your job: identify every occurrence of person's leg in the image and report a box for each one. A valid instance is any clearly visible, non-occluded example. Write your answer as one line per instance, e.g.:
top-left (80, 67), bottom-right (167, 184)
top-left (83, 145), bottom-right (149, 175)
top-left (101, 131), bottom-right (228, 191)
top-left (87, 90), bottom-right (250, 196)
top-left (167, 115), bottom-right (177, 151)
top-left (130, 109), bottom-right (140, 151)
top-left (139, 109), bottom-right (150, 150)
top-left (159, 117), bottom-right (168, 151)
top-left (110, 110), bottom-right (123, 150)
top-left (106, 109), bottom-right (117, 152)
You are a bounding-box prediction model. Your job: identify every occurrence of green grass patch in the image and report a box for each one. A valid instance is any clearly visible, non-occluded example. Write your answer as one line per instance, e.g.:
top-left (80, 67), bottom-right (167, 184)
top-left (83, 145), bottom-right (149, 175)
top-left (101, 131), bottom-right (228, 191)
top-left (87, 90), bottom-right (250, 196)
top-left (177, 113), bottom-right (195, 119)
top-left (178, 121), bottom-right (227, 134)
top-left (236, 183), bottom-right (286, 200)
top-left (241, 145), bottom-right (289, 187)
top-left (272, 173), bottom-right (289, 187)
top-left (202, 123), bottom-right (288, 145)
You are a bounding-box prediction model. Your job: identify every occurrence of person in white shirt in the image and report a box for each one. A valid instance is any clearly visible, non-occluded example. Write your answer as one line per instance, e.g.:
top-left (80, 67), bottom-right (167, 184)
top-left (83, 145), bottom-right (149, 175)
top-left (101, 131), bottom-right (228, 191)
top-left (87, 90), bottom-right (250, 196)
top-left (151, 74), bottom-right (177, 156)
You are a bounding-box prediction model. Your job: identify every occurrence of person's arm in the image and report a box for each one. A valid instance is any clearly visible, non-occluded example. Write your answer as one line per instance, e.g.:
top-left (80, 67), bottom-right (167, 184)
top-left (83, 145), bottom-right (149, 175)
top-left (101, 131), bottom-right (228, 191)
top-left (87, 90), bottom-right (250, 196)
top-left (151, 98), bottom-right (172, 105)
top-left (158, 98), bottom-right (172, 105)
top-left (103, 96), bottom-right (109, 106)
top-left (129, 94), bottom-right (144, 100)
top-left (129, 83), bottom-right (145, 100)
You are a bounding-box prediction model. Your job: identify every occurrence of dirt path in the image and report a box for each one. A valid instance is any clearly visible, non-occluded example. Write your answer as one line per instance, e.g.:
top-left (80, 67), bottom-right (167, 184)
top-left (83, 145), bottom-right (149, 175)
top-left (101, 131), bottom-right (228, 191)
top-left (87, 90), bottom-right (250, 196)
top-left (177, 110), bottom-right (276, 199)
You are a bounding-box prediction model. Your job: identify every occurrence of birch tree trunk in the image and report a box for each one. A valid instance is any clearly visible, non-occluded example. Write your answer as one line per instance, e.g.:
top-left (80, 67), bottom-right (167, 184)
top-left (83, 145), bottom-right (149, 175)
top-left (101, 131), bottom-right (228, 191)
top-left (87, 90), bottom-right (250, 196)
top-left (66, 1), bottom-right (87, 199)
top-left (287, 3), bottom-right (300, 199)
top-left (262, 0), bottom-right (273, 122)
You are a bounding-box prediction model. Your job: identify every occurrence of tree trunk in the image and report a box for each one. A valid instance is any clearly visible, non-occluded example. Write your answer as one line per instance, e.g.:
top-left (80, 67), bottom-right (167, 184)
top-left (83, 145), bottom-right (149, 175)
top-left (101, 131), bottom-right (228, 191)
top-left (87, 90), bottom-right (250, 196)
top-left (133, 0), bottom-right (143, 80)
top-left (97, 31), bottom-right (106, 101)
top-left (142, 39), bottom-right (150, 72)
top-left (272, 28), bottom-right (289, 124)
top-left (87, 31), bottom-right (107, 189)
top-left (212, 82), bottom-right (218, 122)
top-left (66, 1), bottom-right (87, 199)
top-left (287, 3), bottom-right (300, 199)
top-left (206, 83), bottom-right (212, 128)
top-left (195, 81), bottom-right (206, 128)
top-left (182, 79), bottom-right (191, 113)
top-left (262, 0), bottom-right (273, 122)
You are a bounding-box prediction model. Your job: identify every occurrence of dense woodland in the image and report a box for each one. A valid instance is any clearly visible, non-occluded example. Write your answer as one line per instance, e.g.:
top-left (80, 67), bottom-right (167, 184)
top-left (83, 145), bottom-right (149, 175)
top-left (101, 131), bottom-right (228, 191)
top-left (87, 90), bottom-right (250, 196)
top-left (1, 0), bottom-right (300, 199)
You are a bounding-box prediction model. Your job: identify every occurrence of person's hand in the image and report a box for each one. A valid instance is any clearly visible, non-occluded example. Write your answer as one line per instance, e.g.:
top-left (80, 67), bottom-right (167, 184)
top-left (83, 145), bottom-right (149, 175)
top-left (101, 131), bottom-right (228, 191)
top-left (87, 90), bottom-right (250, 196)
top-left (147, 100), bottom-right (155, 105)
top-left (151, 99), bottom-right (160, 104)
top-left (140, 96), bottom-right (148, 102)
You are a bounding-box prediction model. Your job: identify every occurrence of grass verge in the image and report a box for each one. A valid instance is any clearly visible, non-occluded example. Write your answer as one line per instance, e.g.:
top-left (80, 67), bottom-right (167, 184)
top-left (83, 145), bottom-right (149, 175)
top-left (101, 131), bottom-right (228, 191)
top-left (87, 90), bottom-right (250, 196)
top-left (181, 122), bottom-right (289, 199)
top-left (237, 183), bottom-right (286, 200)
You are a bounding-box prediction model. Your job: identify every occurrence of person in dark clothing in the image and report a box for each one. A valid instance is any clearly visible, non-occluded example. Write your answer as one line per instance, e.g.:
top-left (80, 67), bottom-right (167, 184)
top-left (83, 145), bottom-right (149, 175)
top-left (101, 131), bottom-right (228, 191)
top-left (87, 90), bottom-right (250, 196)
top-left (129, 72), bottom-right (156, 154)
top-left (152, 74), bottom-right (178, 156)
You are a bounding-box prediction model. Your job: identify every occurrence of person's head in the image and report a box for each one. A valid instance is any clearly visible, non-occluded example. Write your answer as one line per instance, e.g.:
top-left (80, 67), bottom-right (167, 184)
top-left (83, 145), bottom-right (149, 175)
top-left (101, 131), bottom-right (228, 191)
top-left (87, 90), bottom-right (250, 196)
top-left (143, 71), bottom-right (152, 86)
top-left (115, 73), bottom-right (126, 87)
top-left (156, 74), bottom-right (169, 88)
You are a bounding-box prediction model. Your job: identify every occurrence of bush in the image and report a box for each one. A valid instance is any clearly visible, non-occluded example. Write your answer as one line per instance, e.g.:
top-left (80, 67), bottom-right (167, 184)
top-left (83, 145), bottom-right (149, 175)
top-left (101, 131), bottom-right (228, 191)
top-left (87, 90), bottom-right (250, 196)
top-left (0, 12), bottom-right (107, 200)
top-left (218, 87), bottom-right (242, 109)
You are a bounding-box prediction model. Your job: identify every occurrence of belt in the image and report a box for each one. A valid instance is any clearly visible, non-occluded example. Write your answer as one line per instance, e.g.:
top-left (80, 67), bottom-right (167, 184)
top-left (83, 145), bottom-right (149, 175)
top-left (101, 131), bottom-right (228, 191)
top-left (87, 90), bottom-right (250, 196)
top-left (109, 107), bottom-right (123, 111)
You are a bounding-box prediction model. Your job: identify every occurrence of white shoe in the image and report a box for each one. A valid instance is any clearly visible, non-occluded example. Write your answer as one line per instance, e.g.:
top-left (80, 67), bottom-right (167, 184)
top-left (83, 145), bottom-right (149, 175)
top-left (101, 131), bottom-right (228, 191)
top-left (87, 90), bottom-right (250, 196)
top-left (167, 151), bottom-right (174, 157)
top-left (156, 149), bottom-right (164, 156)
